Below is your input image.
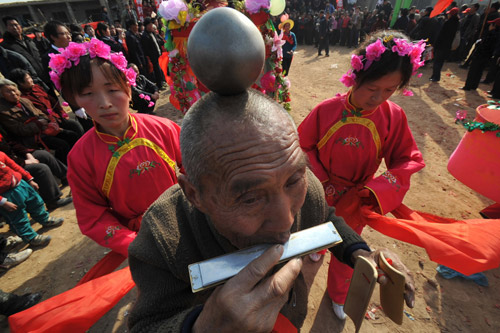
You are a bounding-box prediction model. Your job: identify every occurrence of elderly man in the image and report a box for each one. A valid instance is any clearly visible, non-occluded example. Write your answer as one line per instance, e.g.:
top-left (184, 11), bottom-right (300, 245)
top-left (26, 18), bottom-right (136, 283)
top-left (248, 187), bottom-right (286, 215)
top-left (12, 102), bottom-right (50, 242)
top-left (128, 89), bottom-right (415, 332)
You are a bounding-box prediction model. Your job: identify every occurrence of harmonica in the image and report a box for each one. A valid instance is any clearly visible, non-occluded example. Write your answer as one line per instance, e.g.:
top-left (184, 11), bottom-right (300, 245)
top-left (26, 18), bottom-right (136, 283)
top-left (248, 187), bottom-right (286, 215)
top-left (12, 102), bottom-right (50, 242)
top-left (188, 222), bottom-right (343, 293)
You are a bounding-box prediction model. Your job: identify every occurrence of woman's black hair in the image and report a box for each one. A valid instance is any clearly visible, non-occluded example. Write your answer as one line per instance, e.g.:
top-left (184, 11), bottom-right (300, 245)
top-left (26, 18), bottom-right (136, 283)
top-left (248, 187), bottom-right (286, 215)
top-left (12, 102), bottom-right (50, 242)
top-left (8, 68), bottom-right (29, 86)
top-left (96, 22), bottom-right (109, 38)
top-left (352, 30), bottom-right (414, 90)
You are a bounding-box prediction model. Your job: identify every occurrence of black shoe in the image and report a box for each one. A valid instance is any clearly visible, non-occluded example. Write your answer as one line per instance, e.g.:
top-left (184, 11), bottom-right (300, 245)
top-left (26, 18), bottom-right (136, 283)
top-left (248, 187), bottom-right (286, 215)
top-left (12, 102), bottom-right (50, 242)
top-left (318, 53), bottom-right (322, 56)
top-left (325, 54), bottom-right (330, 57)
top-left (459, 64), bottom-right (469, 69)
top-left (429, 77), bottom-right (439, 82)
top-left (4, 292), bottom-right (42, 316)
top-left (46, 197), bottom-right (73, 210)
top-left (460, 86), bottom-right (472, 91)
top-left (480, 80), bottom-right (492, 84)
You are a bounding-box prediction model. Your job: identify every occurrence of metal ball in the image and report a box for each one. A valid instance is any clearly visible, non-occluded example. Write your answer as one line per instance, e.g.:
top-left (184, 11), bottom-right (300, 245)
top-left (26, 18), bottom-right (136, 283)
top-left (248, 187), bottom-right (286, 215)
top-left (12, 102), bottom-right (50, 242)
top-left (187, 7), bottom-right (265, 95)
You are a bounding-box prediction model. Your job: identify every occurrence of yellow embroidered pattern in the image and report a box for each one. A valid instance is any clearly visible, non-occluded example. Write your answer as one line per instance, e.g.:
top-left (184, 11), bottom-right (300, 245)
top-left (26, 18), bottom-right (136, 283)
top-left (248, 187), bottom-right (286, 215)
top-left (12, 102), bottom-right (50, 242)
top-left (102, 138), bottom-right (176, 198)
top-left (317, 117), bottom-right (382, 158)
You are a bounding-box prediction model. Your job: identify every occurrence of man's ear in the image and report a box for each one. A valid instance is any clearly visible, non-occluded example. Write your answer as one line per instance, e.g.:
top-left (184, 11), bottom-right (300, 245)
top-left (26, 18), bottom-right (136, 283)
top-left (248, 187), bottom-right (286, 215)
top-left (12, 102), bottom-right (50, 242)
top-left (178, 174), bottom-right (203, 210)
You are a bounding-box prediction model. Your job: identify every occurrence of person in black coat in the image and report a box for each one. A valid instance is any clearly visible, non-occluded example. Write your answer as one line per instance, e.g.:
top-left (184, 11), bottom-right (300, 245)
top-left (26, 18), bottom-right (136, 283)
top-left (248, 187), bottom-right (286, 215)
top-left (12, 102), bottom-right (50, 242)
top-left (462, 19), bottom-right (500, 90)
top-left (0, 46), bottom-right (45, 89)
top-left (96, 22), bottom-right (124, 53)
top-left (410, 7), bottom-right (440, 45)
top-left (1, 17), bottom-right (50, 87)
top-left (393, 8), bottom-right (409, 32)
top-left (430, 8), bottom-right (460, 82)
top-left (317, 10), bottom-right (330, 56)
top-left (141, 18), bottom-right (166, 89)
top-left (129, 64), bottom-right (159, 114)
top-left (126, 20), bottom-right (147, 75)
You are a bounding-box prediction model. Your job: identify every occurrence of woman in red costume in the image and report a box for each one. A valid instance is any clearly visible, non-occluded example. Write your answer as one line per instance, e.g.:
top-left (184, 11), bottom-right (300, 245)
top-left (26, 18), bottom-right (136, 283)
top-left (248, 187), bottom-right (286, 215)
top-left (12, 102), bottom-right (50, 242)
top-left (298, 31), bottom-right (425, 320)
top-left (49, 39), bottom-right (182, 257)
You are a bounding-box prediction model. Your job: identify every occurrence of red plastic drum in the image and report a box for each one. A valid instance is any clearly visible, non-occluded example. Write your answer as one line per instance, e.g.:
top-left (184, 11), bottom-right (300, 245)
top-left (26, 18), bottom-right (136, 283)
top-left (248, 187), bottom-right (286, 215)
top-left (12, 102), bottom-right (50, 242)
top-left (447, 105), bottom-right (500, 202)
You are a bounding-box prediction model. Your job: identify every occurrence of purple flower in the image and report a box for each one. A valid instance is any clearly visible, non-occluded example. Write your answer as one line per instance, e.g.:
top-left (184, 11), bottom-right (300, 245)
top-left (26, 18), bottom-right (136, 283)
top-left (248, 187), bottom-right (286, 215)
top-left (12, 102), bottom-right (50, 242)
top-left (351, 54), bottom-right (364, 72)
top-left (158, 0), bottom-right (188, 22)
top-left (245, 0), bottom-right (270, 14)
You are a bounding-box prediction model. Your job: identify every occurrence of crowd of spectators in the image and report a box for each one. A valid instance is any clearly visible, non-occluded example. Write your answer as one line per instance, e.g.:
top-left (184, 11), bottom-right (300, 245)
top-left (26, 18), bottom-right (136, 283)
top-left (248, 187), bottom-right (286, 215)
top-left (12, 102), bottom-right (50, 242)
top-left (0, 2), bottom-right (168, 279)
top-left (279, 0), bottom-right (500, 95)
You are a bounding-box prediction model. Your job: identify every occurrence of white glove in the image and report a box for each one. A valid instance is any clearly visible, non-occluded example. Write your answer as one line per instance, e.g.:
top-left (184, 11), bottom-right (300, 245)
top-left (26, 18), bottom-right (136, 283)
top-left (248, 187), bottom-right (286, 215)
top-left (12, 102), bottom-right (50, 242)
top-left (74, 107), bottom-right (88, 120)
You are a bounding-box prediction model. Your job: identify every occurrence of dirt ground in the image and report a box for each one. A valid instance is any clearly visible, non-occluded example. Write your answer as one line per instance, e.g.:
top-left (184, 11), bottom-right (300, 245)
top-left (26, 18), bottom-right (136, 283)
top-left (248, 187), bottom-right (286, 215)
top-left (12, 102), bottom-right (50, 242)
top-left (0, 44), bottom-right (499, 333)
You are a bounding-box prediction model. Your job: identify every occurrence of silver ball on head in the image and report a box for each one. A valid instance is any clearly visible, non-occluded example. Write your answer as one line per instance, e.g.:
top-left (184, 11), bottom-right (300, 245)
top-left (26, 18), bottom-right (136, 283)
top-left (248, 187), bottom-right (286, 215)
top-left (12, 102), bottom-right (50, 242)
top-left (187, 7), bottom-right (265, 95)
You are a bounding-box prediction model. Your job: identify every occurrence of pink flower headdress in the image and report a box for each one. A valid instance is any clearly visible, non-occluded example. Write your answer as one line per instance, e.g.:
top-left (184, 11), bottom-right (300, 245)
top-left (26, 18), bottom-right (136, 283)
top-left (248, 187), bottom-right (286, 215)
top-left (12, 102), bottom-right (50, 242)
top-left (340, 35), bottom-right (427, 93)
top-left (49, 39), bottom-right (137, 91)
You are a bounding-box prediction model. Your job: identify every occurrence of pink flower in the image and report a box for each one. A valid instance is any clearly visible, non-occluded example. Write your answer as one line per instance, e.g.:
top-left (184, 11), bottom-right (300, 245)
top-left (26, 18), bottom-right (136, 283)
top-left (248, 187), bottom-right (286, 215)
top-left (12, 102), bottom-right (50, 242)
top-left (62, 102), bottom-right (69, 107)
top-left (417, 73), bottom-right (423, 78)
top-left (340, 71), bottom-right (356, 87)
top-left (409, 41), bottom-right (426, 71)
top-left (245, 0), bottom-right (270, 14)
top-left (392, 38), bottom-right (413, 57)
top-left (402, 89), bottom-right (413, 96)
top-left (49, 71), bottom-right (61, 90)
top-left (46, 108), bottom-right (53, 115)
top-left (62, 42), bottom-right (87, 64)
top-left (139, 93), bottom-right (145, 99)
top-left (144, 95), bottom-right (151, 101)
top-left (365, 39), bottom-right (386, 62)
top-left (109, 52), bottom-right (128, 71)
top-left (260, 72), bottom-right (276, 92)
top-left (88, 39), bottom-right (111, 59)
top-left (351, 54), bottom-right (364, 72)
top-left (283, 77), bottom-right (291, 88)
top-left (148, 102), bottom-right (155, 108)
top-left (62, 113), bottom-right (69, 119)
top-left (48, 53), bottom-right (71, 74)
top-left (455, 110), bottom-right (467, 121)
top-left (272, 31), bottom-right (285, 60)
top-left (124, 67), bottom-right (137, 86)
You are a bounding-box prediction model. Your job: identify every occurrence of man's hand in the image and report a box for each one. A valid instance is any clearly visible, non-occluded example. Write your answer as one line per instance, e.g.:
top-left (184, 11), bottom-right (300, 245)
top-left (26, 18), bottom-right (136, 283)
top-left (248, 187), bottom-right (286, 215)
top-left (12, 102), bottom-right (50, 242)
top-left (3, 201), bottom-right (18, 212)
top-left (351, 249), bottom-right (415, 308)
top-left (25, 153), bottom-right (39, 165)
top-left (152, 92), bottom-right (160, 101)
top-left (29, 180), bottom-right (39, 191)
top-left (192, 245), bottom-right (303, 333)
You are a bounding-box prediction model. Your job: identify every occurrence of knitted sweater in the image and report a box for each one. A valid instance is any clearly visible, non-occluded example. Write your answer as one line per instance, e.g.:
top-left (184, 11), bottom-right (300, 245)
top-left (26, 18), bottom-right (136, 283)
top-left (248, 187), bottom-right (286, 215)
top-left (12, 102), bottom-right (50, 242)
top-left (128, 169), bottom-right (368, 332)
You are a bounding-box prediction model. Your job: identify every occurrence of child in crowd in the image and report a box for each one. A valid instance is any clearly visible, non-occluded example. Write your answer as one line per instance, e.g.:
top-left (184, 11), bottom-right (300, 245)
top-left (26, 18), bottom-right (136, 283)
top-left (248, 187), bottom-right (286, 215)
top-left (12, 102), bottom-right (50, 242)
top-left (49, 39), bottom-right (182, 257)
top-left (129, 63), bottom-right (159, 114)
top-left (298, 31), bottom-right (425, 320)
top-left (0, 151), bottom-right (64, 246)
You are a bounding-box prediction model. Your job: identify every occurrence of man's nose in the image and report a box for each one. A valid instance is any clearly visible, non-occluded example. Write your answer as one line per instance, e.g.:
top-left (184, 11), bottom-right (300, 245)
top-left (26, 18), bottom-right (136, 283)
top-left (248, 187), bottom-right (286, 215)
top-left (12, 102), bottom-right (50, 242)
top-left (267, 194), bottom-right (295, 233)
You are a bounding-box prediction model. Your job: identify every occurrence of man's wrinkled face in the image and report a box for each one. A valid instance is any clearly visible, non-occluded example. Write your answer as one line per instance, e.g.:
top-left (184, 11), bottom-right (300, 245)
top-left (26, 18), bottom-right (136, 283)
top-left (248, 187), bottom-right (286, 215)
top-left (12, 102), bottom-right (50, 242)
top-left (193, 113), bottom-right (308, 249)
top-left (1, 85), bottom-right (21, 104)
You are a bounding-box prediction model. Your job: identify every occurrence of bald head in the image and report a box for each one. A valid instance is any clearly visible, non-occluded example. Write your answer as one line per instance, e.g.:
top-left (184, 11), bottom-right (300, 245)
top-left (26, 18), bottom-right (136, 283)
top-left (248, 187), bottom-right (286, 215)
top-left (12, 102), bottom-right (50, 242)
top-left (180, 89), bottom-right (298, 191)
